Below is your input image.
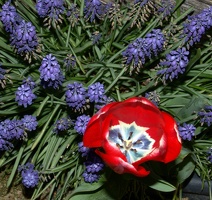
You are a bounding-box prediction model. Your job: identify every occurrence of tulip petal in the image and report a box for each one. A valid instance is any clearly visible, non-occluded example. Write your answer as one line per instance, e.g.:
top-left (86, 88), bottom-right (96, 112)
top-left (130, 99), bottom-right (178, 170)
top-left (83, 102), bottom-right (119, 147)
top-left (160, 111), bottom-right (182, 163)
top-left (95, 149), bottom-right (150, 177)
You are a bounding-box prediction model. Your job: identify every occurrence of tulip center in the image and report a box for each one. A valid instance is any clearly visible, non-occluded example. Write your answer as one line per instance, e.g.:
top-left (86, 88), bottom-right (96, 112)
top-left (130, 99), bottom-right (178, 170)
top-left (108, 121), bottom-right (155, 164)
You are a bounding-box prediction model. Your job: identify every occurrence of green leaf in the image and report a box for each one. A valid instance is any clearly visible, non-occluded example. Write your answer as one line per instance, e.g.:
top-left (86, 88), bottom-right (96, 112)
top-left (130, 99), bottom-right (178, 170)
top-left (176, 154), bottom-right (196, 184)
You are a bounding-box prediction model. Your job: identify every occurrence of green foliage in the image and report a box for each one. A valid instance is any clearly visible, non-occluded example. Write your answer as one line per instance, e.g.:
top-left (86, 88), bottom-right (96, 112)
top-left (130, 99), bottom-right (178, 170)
top-left (0, 0), bottom-right (212, 199)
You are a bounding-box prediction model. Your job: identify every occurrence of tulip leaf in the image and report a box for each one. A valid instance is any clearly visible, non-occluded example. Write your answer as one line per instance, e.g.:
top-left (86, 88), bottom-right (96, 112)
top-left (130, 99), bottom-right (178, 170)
top-left (176, 154), bottom-right (196, 184)
top-left (142, 173), bottom-right (176, 192)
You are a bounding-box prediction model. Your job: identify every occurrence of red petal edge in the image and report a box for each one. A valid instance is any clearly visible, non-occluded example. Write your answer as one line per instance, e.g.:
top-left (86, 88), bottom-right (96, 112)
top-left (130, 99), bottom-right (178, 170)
top-left (83, 102), bottom-right (119, 148)
top-left (161, 111), bottom-right (182, 163)
top-left (95, 150), bottom-right (150, 177)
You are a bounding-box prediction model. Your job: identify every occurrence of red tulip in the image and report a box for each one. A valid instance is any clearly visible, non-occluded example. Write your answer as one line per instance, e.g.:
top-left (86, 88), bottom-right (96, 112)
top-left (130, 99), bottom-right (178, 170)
top-left (83, 97), bottom-right (181, 177)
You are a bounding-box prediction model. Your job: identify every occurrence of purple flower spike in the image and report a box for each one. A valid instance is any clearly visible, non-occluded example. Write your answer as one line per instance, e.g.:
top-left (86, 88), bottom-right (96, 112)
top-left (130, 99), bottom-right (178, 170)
top-left (74, 115), bottom-right (91, 135)
top-left (122, 38), bottom-right (150, 67)
top-left (22, 115), bottom-right (38, 131)
top-left (36, 0), bottom-right (65, 20)
top-left (15, 84), bottom-right (37, 108)
top-left (157, 47), bottom-right (189, 81)
top-left (53, 118), bottom-right (71, 134)
top-left (145, 29), bottom-right (165, 56)
top-left (39, 54), bottom-right (64, 89)
top-left (0, 1), bottom-right (20, 33)
top-left (178, 123), bottom-right (196, 141)
top-left (84, 0), bottom-right (104, 22)
top-left (87, 82), bottom-right (105, 103)
top-left (82, 171), bottom-right (100, 183)
top-left (198, 106), bottom-right (212, 126)
top-left (10, 20), bottom-right (38, 54)
top-left (19, 163), bottom-right (39, 188)
top-left (65, 82), bottom-right (86, 110)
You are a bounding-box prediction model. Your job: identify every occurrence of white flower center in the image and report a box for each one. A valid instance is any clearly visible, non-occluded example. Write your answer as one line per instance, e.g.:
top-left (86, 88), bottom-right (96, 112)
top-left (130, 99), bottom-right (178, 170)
top-left (108, 121), bottom-right (155, 164)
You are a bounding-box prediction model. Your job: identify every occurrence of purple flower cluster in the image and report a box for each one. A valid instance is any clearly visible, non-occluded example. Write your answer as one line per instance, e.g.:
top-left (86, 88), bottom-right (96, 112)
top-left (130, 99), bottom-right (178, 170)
top-left (157, 47), bottom-right (189, 81)
top-left (22, 115), bottom-right (38, 131)
top-left (145, 91), bottom-right (160, 106)
top-left (53, 118), bottom-right (71, 134)
top-left (91, 31), bottom-right (101, 44)
top-left (74, 115), bottom-right (91, 135)
top-left (39, 54), bottom-right (64, 89)
top-left (64, 54), bottom-right (76, 71)
top-left (36, 0), bottom-right (65, 20)
top-left (78, 142), bottom-right (90, 157)
top-left (178, 123), bottom-right (196, 141)
top-left (157, 0), bottom-right (175, 18)
top-left (183, 6), bottom-right (212, 47)
top-left (67, 4), bottom-right (79, 27)
top-left (198, 106), bottom-right (212, 126)
top-left (0, 1), bottom-right (19, 33)
top-left (65, 82), bottom-right (87, 110)
top-left (82, 151), bottom-right (104, 183)
top-left (122, 29), bottom-right (165, 67)
top-left (18, 163), bottom-right (39, 188)
top-left (10, 20), bottom-right (38, 54)
top-left (0, 2), bottom-right (38, 54)
top-left (0, 119), bottom-right (23, 151)
top-left (84, 0), bottom-right (104, 22)
top-left (65, 82), bottom-right (107, 111)
top-left (0, 115), bottom-right (38, 151)
top-left (15, 78), bottom-right (37, 108)
top-left (145, 29), bottom-right (166, 56)
top-left (88, 82), bottom-right (105, 103)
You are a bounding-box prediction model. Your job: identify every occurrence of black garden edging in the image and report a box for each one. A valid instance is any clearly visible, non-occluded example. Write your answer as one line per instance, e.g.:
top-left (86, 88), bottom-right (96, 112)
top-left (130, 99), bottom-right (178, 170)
top-left (182, 173), bottom-right (211, 200)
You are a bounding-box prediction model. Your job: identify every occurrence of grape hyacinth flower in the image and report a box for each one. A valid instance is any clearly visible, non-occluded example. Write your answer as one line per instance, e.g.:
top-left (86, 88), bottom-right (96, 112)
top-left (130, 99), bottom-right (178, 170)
top-left (0, 1), bottom-right (19, 33)
top-left (39, 54), bottom-right (64, 89)
top-left (64, 54), bottom-right (76, 71)
top-left (19, 163), bottom-right (39, 188)
top-left (74, 115), bottom-right (91, 135)
top-left (95, 95), bottom-right (114, 110)
top-left (145, 91), bottom-right (160, 106)
top-left (10, 119), bottom-right (25, 140)
top-left (22, 115), bottom-right (38, 131)
top-left (67, 4), bottom-right (79, 27)
top-left (22, 77), bottom-right (36, 89)
top-left (0, 119), bottom-right (15, 151)
top-left (183, 7), bottom-right (212, 47)
top-left (178, 123), bottom-right (196, 141)
top-left (10, 20), bottom-right (38, 54)
top-left (78, 142), bottom-right (90, 157)
top-left (91, 31), bottom-right (101, 44)
top-left (36, 0), bottom-right (65, 21)
top-left (157, 47), bottom-right (190, 81)
top-left (145, 29), bottom-right (165, 56)
top-left (53, 118), bottom-right (71, 134)
top-left (207, 148), bottom-right (212, 163)
top-left (87, 82), bottom-right (105, 103)
top-left (122, 38), bottom-right (150, 68)
top-left (198, 106), bottom-right (212, 126)
top-left (15, 84), bottom-right (36, 108)
top-left (83, 151), bottom-right (104, 183)
top-left (200, 6), bottom-right (212, 29)
top-left (84, 0), bottom-right (104, 22)
top-left (157, 0), bottom-right (175, 18)
top-left (82, 171), bottom-right (100, 183)
top-left (84, 157), bottom-right (104, 173)
top-left (0, 136), bottom-right (13, 151)
top-left (65, 82), bottom-right (87, 110)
